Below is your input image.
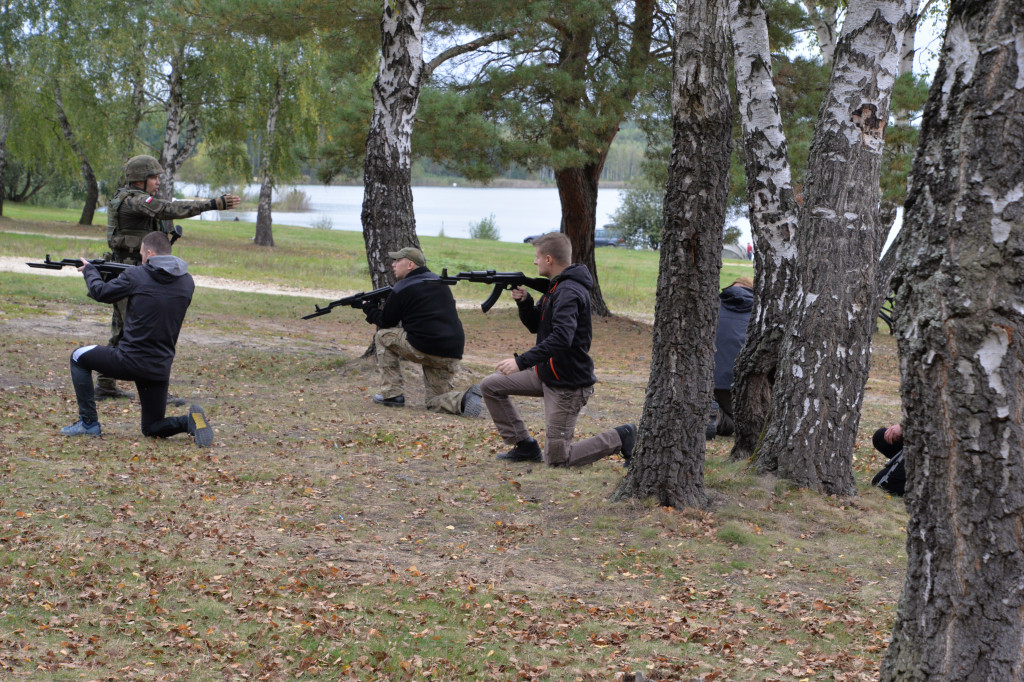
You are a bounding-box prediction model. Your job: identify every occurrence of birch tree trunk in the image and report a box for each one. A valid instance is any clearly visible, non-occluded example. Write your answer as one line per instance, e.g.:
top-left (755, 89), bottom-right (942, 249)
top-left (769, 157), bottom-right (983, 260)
top-left (361, 0), bottom-right (424, 288)
top-left (752, 0), bottom-right (912, 494)
top-left (254, 62), bottom-right (287, 248)
top-left (881, 1), bottom-right (1024, 677)
top-left (727, 0), bottom-right (800, 462)
top-left (611, 0), bottom-right (732, 508)
top-left (899, 0), bottom-right (919, 75)
top-left (53, 81), bottom-right (99, 226)
top-left (157, 50), bottom-right (199, 203)
top-left (801, 0), bottom-right (838, 65)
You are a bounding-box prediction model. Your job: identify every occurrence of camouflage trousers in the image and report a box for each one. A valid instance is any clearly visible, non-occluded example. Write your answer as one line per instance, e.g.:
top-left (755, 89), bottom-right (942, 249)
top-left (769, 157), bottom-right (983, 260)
top-left (97, 250), bottom-right (139, 391)
top-left (374, 328), bottom-right (467, 415)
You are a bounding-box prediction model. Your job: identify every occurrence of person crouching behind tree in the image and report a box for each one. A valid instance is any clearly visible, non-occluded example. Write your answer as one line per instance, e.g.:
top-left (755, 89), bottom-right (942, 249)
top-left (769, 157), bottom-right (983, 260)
top-left (480, 232), bottom-right (636, 466)
top-left (96, 154), bottom-right (240, 400)
top-left (60, 231), bottom-right (213, 447)
top-left (361, 247), bottom-right (483, 417)
top-left (707, 276), bottom-right (754, 439)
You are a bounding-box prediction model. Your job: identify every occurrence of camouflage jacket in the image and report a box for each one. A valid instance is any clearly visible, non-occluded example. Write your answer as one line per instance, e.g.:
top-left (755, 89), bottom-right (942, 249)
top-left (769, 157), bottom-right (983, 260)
top-left (106, 186), bottom-right (210, 259)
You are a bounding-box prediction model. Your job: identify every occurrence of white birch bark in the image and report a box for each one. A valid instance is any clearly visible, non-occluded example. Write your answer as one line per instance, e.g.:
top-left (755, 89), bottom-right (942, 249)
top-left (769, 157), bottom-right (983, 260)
top-left (727, 0), bottom-right (801, 460)
top-left (753, 0), bottom-right (913, 493)
top-left (361, 0), bottom-right (425, 287)
top-left (801, 0), bottom-right (838, 65)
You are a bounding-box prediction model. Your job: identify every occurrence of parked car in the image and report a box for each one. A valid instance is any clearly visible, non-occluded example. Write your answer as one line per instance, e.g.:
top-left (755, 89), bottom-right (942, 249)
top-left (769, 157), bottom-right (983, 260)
top-left (523, 228), bottom-right (625, 247)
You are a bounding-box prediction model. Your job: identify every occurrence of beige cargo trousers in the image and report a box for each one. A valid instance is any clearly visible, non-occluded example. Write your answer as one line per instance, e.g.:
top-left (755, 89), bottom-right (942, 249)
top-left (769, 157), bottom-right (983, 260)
top-left (374, 327), bottom-right (468, 415)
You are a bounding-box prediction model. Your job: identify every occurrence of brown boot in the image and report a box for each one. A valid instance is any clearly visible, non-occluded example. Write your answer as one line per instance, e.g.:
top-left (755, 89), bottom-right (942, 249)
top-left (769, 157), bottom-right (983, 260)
top-left (95, 385), bottom-right (132, 400)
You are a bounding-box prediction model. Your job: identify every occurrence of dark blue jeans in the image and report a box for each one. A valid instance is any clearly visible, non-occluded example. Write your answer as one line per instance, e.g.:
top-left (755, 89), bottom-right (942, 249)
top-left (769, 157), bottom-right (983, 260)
top-left (70, 345), bottom-right (187, 438)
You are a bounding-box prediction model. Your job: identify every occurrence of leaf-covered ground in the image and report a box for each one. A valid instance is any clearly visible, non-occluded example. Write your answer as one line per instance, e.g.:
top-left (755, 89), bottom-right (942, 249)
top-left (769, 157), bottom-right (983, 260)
top-left (0, 267), bottom-right (906, 681)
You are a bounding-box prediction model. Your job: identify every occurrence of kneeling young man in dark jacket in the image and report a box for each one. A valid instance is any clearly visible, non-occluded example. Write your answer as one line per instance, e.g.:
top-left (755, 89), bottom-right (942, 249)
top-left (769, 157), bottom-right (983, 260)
top-left (60, 231), bottom-right (213, 447)
top-left (480, 232), bottom-right (636, 466)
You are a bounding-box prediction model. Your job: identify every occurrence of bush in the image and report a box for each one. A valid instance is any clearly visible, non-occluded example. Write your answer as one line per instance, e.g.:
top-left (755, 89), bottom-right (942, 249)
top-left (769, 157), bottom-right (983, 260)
top-left (468, 214), bottom-right (500, 240)
top-left (273, 188), bottom-right (312, 211)
top-left (611, 177), bottom-right (663, 249)
top-left (311, 215), bottom-right (334, 230)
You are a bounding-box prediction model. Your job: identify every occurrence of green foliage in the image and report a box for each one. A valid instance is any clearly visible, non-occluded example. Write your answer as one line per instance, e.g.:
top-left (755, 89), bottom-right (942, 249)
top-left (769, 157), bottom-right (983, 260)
top-left (724, 225), bottom-right (742, 245)
top-left (273, 188), bottom-right (312, 211)
top-left (468, 213), bottom-right (500, 241)
top-left (611, 175), bottom-right (663, 249)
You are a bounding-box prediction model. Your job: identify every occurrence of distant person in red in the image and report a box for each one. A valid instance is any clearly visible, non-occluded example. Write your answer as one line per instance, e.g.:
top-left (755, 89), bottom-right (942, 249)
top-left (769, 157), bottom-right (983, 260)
top-left (746, 243), bottom-right (753, 260)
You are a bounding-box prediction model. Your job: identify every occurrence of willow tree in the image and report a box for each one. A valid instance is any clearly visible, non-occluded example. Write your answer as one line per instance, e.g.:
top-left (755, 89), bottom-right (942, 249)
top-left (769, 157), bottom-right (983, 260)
top-left (881, 0), bottom-right (1024, 676)
top-left (612, 0), bottom-right (732, 508)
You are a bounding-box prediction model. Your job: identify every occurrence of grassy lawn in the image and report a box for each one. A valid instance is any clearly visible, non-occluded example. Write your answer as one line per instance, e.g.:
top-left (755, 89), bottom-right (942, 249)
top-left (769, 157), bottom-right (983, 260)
top-left (0, 209), bottom-right (902, 681)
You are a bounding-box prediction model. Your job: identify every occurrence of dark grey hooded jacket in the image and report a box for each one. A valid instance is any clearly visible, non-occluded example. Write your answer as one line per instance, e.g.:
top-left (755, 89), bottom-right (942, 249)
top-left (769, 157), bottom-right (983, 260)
top-left (84, 255), bottom-right (194, 381)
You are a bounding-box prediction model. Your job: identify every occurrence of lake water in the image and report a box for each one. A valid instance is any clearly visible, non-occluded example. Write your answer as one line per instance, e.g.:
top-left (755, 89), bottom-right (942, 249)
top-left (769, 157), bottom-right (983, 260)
top-left (185, 183), bottom-right (632, 245)
top-left (183, 182), bottom-right (911, 252)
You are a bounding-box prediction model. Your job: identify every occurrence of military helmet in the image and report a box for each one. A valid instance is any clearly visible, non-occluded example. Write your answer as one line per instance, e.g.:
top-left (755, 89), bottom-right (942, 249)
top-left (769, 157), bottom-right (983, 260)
top-left (124, 155), bottom-right (163, 182)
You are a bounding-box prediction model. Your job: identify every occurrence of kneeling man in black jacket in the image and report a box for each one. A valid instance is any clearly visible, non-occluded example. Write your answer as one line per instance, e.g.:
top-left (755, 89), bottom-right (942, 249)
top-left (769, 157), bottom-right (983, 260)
top-left (362, 247), bottom-right (482, 417)
top-left (60, 231), bottom-right (213, 447)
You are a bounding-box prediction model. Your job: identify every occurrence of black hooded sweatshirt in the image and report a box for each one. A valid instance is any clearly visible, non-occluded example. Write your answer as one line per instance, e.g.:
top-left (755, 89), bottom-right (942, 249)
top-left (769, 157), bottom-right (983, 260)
top-left (514, 263), bottom-right (596, 389)
top-left (713, 284), bottom-right (754, 390)
top-left (83, 255), bottom-right (195, 381)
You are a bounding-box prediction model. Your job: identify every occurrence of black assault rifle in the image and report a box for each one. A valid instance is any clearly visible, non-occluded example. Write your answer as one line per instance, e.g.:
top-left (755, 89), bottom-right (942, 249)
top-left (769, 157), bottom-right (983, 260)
top-left (302, 273), bottom-right (459, 320)
top-left (26, 255), bottom-right (131, 282)
top-left (447, 269), bottom-right (550, 313)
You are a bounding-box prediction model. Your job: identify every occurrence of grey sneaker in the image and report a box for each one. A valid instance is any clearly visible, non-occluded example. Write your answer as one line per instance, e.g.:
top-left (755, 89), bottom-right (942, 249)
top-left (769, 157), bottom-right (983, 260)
top-left (372, 394), bottom-right (405, 407)
top-left (187, 405), bottom-right (214, 448)
top-left (61, 420), bottom-right (101, 436)
top-left (461, 384), bottom-right (483, 417)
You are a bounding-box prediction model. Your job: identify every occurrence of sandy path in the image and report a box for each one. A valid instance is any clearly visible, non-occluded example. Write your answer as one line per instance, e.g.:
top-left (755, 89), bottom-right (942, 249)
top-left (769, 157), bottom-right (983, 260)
top-left (1, 255), bottom-right (343, 300)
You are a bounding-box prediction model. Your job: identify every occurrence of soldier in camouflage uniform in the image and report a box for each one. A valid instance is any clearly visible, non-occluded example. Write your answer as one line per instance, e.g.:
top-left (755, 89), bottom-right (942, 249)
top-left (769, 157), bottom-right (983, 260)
top-left (97, 155), bottom-right (240, 399)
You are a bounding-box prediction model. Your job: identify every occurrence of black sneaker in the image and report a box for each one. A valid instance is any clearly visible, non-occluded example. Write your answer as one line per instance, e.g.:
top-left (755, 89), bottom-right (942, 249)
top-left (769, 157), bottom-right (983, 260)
top-left (95, 386), bottom-right (132, 401)
top-left (187, 404), bottom-right (214, 448)
top-left (373, 394), bottom-right (405, 407)
top-left (614, 424), bottom-right (636, 463)
top-left (460, 384), bottom-right (483, 418)
top-left (497, 437), bottom-right (542, 462)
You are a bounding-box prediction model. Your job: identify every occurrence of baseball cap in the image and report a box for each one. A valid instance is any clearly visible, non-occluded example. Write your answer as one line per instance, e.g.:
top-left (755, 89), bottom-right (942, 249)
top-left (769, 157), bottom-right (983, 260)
top-left (388, 247), bottom-right (426, 266)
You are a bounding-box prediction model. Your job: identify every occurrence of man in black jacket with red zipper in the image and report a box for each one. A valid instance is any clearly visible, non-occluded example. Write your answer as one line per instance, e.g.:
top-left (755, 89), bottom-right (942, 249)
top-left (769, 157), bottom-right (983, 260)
top-left (480, 232), bottom-right (635, 466)
top-left (59, 231), bottom-right (213, 447)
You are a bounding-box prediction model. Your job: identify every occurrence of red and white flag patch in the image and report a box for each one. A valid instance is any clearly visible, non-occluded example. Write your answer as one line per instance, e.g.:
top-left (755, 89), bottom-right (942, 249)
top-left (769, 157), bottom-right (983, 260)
top-left (145, 196), bottom-right (153, 203)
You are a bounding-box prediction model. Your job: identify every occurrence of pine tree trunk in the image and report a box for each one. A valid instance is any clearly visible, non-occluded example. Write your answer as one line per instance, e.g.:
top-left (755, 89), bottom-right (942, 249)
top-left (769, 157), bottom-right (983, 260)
top-left (727, 0), bottom-right (800, 462)
top-left (611, 0), bottom-right (733, 509)
top-left (361, 0), bottom-right (423, 289)
top-left (53, 81), bottom-right (98, 226)
top-left (254, 64), bottom-right (286, 248)
top-left (881, 2), bottom-right (1024, 678)
top-left (752, 0), bottom-right (912, 494)
top-left (555, 165), bottom-right (610, 317)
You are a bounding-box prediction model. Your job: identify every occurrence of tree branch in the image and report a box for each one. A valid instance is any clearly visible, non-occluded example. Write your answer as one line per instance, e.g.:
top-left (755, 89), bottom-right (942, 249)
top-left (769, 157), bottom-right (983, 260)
top-left (423, 30), bottom-right (517, 81)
